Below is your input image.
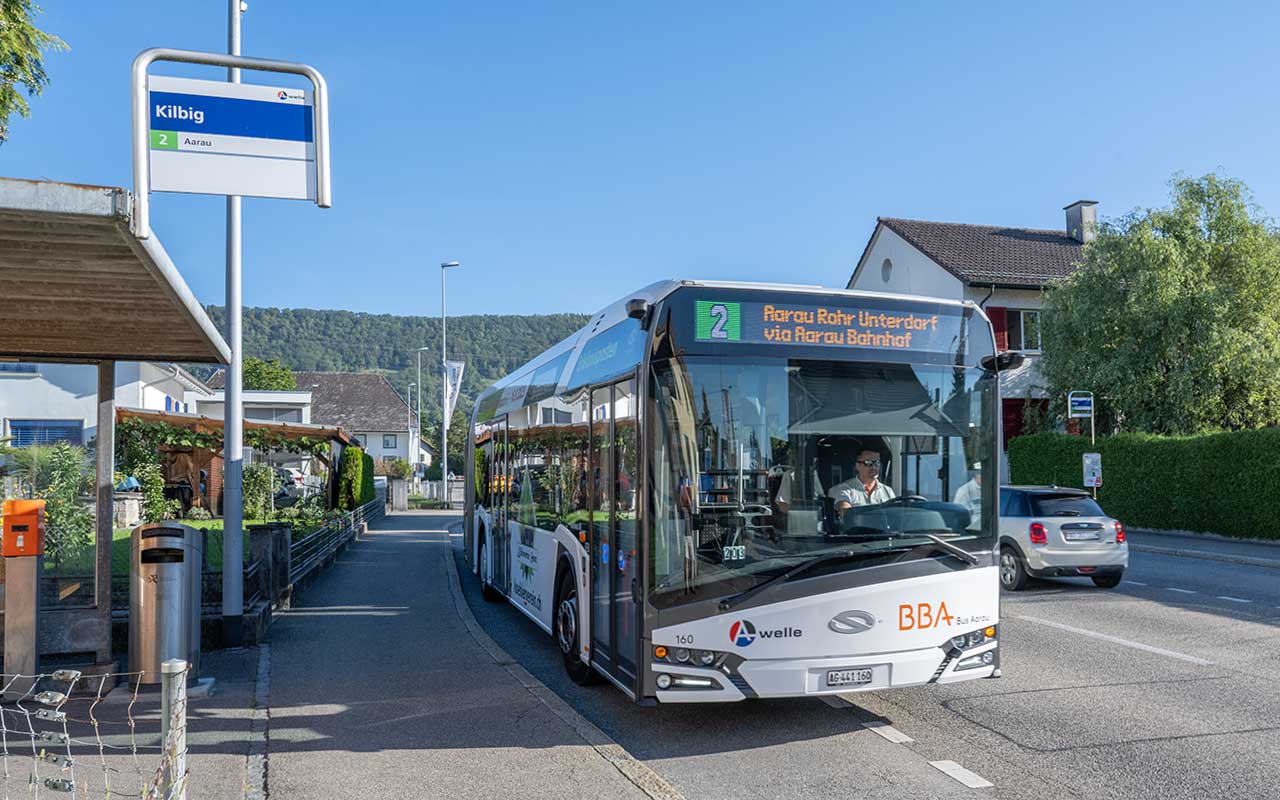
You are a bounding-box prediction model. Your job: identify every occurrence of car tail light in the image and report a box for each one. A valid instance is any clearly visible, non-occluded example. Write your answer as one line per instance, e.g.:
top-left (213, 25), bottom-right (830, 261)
top-left (1114, 521), bottom-right (1126, 543)
top-left (1029, 522), bottom-right (1048, 545)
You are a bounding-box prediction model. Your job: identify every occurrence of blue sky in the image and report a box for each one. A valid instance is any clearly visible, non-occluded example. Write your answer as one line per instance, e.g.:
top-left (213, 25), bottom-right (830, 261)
top-left (6, 1), bottom-right (1280, 316)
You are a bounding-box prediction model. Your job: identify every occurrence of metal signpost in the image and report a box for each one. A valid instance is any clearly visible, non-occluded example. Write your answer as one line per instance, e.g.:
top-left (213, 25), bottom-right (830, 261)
top-left (1068, 390), bottom-right (1098, 497)
top-left (131, 21), bottom-right (332, 644)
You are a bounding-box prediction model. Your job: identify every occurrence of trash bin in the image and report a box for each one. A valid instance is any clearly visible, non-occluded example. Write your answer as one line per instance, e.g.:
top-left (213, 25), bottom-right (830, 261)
top-left (129, 522), bottom-right (202, 684)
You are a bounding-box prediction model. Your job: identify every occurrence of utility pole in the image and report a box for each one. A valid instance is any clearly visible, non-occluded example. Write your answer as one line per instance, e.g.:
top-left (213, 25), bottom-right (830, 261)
top-left (222, 0), bottom-right (245, 647)
top-left (440, 261), bottom-right (459, 507)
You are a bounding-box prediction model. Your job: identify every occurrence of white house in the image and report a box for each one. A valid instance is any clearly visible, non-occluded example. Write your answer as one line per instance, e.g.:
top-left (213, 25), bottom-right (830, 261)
top-left (0, 361), bottom-right (212, 446)
top-left (294, 372), bottom-right (431, 468)
top-left (847, 200), bottom-right (1096, 451)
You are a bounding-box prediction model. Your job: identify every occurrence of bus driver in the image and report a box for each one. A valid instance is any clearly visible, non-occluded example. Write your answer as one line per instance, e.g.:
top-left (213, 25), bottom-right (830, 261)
top-left (829, 448), bottom-right (896, 515)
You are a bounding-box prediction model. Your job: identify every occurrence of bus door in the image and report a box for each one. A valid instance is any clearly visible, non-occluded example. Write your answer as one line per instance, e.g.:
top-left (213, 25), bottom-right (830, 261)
top-left (589, 378), bottom-right (639, 686)
top-left (492, 417), bottom-right (511, 593)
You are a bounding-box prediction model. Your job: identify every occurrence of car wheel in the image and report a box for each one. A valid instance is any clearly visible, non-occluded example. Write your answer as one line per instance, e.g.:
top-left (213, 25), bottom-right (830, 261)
top-left (555, 569), bottom-right (598, 686)
top-left (1092, 572), bottom-right (1122, 589)
top-left (478, 536), bottom-right (502, 602)
top-left (999, 546), bottom-right (1028, 591)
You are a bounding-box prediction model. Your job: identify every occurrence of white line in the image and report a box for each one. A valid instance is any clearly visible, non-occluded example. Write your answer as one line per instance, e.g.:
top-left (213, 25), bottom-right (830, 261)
top-left (448, 533), bottom-right (463, 537)
top-left (1217, 595), bottom-right (1252, 604)
top-left (1166, 587), bottom-right (1197, 594)
top-left (930, 760), bottom-right (994, 789)
top-left (1125, 580), bottom-right (1149, 586)
top-left (862, 721), bottom-right (914, 743)
top-left (1015, 615), bottom-right (1215, 666)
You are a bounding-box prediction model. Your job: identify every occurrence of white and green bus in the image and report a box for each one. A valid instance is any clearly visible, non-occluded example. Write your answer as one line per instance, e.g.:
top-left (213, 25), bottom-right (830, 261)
top-left (465, 280), bottom-right (1006, 703)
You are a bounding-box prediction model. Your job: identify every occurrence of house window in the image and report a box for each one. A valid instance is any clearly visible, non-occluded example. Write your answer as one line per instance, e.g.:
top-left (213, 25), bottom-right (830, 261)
top-left (881, 258), bottom-right (893, 283)
top-left (383, 434), bottom-right (397, 449)
top-left (1007, 309), bottom-right (1042, 351)
top-left (0, 363), bottom-right (36, 373)
top-left (8, 419), bottom-right (83, 447)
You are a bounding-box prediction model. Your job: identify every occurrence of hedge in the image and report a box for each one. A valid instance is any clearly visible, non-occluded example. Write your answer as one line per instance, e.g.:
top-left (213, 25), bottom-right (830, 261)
top-left (360, 451), bottom-right (376, 505)
top-left (337, 445), bottom-right (364, 511)
top-left (1008, 430), bottom-right (1280, 539)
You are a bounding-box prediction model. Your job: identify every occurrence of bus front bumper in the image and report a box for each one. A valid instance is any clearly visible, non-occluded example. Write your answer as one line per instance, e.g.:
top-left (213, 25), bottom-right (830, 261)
top-left (653, 641), bottom-right (998, 703)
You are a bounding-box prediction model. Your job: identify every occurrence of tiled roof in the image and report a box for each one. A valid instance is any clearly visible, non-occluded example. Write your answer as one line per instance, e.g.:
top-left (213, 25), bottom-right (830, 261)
top-left (206, 369), bottom-right (225, 389)
top-left (874, 217), bottom-right (1085, 287)
top-left (293, 372), bottom-right (411, 432)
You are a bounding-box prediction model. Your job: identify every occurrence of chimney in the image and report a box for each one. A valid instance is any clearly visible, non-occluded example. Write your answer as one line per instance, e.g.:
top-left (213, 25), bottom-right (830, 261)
top-left (1064, 200), bottom-right (1098, 243)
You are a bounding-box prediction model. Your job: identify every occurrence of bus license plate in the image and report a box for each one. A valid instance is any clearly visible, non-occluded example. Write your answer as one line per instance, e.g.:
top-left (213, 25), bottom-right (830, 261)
top-left (826, 668), bottom-right (874, 687)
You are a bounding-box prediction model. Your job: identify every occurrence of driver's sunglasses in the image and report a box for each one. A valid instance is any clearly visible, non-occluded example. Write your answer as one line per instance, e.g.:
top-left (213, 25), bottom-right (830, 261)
top-left (856, 459), bottom-right (881, 467)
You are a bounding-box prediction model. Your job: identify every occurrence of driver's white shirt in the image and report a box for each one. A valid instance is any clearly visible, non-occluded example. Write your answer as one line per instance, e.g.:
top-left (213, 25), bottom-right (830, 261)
top-left (829, 479), bottom-right (896, 507)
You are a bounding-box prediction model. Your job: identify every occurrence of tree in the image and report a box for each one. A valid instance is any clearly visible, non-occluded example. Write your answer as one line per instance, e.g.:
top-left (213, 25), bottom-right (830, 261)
top-left (0, 1), bottom-right (66, 144)
top-left (243, 357), bottom-right (296, 391)
top-left (1038, 174), bottom-right (1280, 435)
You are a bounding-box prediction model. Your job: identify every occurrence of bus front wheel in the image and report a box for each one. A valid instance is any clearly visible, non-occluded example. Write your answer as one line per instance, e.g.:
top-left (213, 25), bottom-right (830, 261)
top-left (556, 569), bottom-right (599, 686)
top-left (478, 535), bottom-right (502, 602)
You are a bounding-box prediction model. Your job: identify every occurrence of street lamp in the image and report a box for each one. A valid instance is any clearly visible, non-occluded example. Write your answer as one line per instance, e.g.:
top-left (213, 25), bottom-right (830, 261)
top-left (407, 382), bottom-right (415, 465)
top-left (441, 260), bottom-right (460, 507)
top-left (415, 346), bottom-right (431, 471)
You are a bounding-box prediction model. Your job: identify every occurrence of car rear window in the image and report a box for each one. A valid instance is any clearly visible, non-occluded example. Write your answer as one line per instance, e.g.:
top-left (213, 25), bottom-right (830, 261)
top-left (1030, 495), bottom-right (1106, 517)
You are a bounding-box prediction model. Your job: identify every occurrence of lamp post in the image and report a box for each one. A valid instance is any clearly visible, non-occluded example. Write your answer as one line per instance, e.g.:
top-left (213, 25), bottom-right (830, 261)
top-left (407, 382), bottom-right (415, 467)
top-left (415, 346), bottom-right (430, 473)
top-left (441, 260), bottom-right (460, 507)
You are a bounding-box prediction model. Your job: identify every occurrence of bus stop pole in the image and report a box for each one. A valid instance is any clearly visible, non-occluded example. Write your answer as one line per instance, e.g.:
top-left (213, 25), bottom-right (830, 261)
top-left (221, 0), bottom-right (245, 647)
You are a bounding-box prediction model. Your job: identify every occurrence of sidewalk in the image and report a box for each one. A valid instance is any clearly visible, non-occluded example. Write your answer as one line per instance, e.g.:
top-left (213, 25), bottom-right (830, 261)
top-left (1128, 528), bottom-right (1280, 569)
top-left (261, 510), bottom-right (662, 800)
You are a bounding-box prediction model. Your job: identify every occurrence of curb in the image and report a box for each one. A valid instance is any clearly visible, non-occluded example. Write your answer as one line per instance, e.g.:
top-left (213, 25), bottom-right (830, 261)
top-left (441, 529), bottom-right (686, 800)
top-left (243, 644), bottom-right (270, 800)
top-left (1129, 544), bottom-right (1280, 570)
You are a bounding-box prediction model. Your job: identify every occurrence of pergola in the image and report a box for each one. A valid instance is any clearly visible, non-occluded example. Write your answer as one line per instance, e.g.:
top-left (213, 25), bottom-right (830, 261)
top-left (0, 176), bottom-right (230, 666)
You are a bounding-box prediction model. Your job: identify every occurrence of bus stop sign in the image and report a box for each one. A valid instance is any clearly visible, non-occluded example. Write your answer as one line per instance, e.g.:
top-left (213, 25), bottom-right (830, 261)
top-left (1068, 391), bottom-right (1094, 419)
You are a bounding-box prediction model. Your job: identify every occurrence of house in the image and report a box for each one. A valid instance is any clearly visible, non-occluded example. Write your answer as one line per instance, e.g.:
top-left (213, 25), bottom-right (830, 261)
top-left (294, 372), bottom-right (428, 467)
top-left (847, 200), bottom-right (1096, 454)
top-left (0, 361), bottom-right (212, 446)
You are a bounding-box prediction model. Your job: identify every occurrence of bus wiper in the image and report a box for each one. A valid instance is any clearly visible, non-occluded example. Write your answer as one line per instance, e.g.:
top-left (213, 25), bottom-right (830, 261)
top-left (920, 533), bottom-right (981, 566)
top-left (718, 550), bottom-right (863, 613)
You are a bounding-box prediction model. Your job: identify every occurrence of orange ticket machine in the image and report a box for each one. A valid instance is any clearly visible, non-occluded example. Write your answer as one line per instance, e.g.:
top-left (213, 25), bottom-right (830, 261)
top-left (2, 499), bottom-right (46, 557)
top-left (2, 498), bottom-right (45, 697)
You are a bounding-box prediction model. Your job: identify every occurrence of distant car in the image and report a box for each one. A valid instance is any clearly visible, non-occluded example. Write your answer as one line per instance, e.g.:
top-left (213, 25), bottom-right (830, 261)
top-left (998, 486), bottom-right (1128, 590)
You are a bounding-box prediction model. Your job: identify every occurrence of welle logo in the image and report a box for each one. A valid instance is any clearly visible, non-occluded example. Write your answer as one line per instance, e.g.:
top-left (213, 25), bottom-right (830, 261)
top-left (728, 619), bottom-right (802, 647)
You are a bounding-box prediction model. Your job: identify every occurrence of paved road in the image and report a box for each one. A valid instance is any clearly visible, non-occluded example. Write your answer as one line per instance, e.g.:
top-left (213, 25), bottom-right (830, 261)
top-left (451, 521), bottom-right (1280, 800)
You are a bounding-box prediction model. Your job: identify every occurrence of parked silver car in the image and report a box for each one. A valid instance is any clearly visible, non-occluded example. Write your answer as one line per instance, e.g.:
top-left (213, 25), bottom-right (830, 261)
top-left (998, 486), bottom-right (1128, 590)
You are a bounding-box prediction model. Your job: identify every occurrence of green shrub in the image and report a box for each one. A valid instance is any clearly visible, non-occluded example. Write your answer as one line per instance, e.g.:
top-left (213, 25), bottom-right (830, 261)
top-left (360, 452), bottom-right (376, 505)
top-left (386, 458), bottom-right (411, 479)
top-left (40, 443), bottom-right (94, 566)
top-left (337, 446), bottom-right (364, 511)
top-left (1008, 430), bottom-right (1280, 538)
top-left (243, 463), bottom-right (276, 521)
top-left (184, 506), bottom-right (213, 521)
top-left (138, 460), bottom-right (168, 523)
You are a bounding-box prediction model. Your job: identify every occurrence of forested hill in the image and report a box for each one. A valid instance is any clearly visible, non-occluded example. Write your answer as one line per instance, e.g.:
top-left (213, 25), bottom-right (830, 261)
top-left (201, 305), bottom-right (589, 432)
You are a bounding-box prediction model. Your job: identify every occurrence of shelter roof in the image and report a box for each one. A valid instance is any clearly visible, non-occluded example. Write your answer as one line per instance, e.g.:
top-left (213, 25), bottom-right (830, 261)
top-left (0, 177), bottom-right (230, 363)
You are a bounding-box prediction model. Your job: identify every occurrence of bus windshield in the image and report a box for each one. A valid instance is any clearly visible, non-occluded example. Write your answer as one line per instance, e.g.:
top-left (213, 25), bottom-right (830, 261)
top-left (649, 355), bottom-right (997, 609)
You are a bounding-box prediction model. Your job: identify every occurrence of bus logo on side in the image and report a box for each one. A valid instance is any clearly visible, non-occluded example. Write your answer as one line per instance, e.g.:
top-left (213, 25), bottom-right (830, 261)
top-left (729, 619), bottom-right (757, 646)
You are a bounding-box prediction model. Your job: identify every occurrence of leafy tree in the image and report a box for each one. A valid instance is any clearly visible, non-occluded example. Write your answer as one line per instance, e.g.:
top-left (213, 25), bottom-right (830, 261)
top-left (242, 463), bottom-right (276, 520)
top-left (0, 1), bottom-right (66, 144)
top-left (40, 443), bottom-right (93, 564)
top-left (1039, 174), bottom-right (1280, 435)
top-left (137, 460), bottom-right (168, 523)
top-left (1, 441), bottom-right (55, 495)
top-left (243, 357), bottom-right (296, 391)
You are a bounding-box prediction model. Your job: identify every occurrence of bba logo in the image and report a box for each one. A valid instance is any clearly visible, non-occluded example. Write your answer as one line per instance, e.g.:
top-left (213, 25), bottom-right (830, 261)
top-left (728, 619), bottom-right (802, 647)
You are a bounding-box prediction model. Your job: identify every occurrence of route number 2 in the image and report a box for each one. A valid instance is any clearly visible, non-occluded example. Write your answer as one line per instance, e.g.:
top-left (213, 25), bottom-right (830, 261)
top-left (709, 303), bottom-right (730, 339)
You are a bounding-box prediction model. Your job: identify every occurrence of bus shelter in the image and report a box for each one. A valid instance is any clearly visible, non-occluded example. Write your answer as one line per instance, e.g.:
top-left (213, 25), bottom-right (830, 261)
top-left (0, 176), bottom-right (230, 668)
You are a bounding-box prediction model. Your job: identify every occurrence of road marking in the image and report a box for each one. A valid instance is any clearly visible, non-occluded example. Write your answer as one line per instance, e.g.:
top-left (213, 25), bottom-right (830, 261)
top-left (1217, 595), bottom-right (1252, 603)
top-left (448, 532), bottom-right (463, 537)
top-left (1015, 615), bottom-right (1215, 666)
top-left (1125, 580), bottom-right (1149, 586)
top-left (1167, 587), bottom-right (1197, 594)
top-left (930, 760), bottom-right (993, 789)
top-left (862, 720), bottom-right (914, 743)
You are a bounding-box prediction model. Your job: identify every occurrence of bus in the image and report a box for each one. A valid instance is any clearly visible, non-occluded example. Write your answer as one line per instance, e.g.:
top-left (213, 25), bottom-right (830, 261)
top-left (464, 280), bottom-right (1005, 703)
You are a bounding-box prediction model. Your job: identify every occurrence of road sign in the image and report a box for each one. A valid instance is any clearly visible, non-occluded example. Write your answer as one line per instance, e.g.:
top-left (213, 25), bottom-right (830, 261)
top-left (147, 75), bottom-right (316, 200)
top-left (1068, 391), bottom-right (1094, 419)
top-left (1083, 452), bottom-right (1102, 488)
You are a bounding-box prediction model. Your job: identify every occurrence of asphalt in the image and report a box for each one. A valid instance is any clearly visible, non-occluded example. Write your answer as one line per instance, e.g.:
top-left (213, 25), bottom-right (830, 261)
top-left (261, 511), bottom-right (656, 800)
top-left (450, 519), bottom-right (1280, 800)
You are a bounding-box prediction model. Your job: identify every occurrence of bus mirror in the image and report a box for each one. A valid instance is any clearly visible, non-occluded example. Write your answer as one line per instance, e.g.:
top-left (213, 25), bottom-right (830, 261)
top-left (626, 298), bottom-right (650, 328)
top-left (981, 351), bottom-right (1024, 372)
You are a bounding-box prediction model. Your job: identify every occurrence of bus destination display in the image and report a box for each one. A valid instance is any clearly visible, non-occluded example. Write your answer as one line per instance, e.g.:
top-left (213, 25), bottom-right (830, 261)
top-left (694, 299), bottom-right (963, 353)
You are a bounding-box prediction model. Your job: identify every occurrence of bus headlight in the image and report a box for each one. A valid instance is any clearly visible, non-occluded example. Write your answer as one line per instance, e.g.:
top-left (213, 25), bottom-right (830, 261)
top-left (956, 651), bottom-right (996, 671)
top-left (656, 673), bottom-right (673, 689)
top-left (698, 650), bottom-right (716, 666)
top-left (675, 648), bottom-right (691, 663)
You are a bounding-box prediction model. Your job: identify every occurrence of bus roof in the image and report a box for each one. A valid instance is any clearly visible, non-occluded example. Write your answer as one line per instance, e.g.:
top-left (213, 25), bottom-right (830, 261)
top-left (476, 280), bottom-right (992, 409)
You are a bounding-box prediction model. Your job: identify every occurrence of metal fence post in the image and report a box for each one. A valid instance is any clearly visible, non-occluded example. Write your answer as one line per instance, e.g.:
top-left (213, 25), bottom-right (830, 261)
top-left (160, 659), bottom-right (189, 800)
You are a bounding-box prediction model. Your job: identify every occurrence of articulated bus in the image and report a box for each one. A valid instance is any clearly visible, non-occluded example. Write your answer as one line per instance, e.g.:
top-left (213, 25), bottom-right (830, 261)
top-left (464, 280), bottom-right (1005, 703)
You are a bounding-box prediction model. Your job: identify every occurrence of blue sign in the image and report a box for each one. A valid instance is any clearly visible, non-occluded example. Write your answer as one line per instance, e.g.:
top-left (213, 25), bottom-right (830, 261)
top-left (150, 91), bottom-right (313, 142)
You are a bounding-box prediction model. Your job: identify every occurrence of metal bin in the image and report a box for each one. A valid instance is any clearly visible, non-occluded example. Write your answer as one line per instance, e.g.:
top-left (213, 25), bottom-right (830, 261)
top-left (129, 522), bottom-right (202, 684)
